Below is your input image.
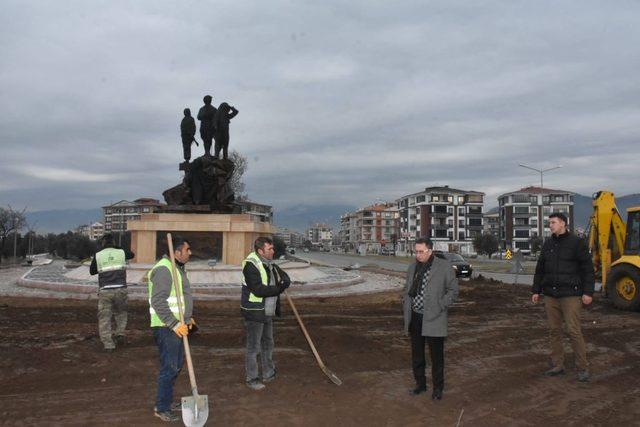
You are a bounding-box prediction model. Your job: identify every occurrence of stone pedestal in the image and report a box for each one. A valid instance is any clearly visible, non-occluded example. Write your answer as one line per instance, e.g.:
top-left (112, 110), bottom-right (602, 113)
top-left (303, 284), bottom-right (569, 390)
top-left (127, 213), bottom-right (274, 265)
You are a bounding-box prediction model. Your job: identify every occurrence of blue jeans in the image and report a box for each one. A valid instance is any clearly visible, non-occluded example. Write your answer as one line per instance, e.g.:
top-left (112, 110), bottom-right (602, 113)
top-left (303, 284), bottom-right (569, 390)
top-left (153, 327), bottom-right (185, 412)
top-left (244, 319), bottom-right (275, 382)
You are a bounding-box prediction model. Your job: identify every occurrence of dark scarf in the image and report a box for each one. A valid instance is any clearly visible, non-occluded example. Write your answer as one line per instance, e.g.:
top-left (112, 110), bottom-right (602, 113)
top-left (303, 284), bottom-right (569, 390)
top-left (408, 256), bottom-right (434, 298)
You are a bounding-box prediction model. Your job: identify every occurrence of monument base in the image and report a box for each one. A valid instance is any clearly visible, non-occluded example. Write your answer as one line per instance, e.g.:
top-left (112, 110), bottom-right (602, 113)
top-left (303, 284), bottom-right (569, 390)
top-left (127, 213), bottom-right (274, 265)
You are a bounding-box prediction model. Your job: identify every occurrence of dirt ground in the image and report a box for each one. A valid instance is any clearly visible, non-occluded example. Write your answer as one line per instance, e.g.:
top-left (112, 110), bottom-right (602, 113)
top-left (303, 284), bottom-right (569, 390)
top-left (1, 276), bottom-right (639, 426)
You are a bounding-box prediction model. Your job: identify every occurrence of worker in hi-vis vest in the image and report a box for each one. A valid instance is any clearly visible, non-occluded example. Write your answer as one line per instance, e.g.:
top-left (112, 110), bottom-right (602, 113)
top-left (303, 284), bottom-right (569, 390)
top-left (241, 236), bottom-right (291, 391)
top-left (89, 233), bottom-right (134, 352)
top-left (148, 235), bottom-right (196, 422)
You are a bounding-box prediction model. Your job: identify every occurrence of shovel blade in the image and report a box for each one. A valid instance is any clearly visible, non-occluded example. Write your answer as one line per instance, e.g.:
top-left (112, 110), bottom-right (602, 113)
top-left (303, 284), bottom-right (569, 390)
top-left (321, 365), bottom-right (343, 386)
top-left (181, 395), bottom-right (209, 427)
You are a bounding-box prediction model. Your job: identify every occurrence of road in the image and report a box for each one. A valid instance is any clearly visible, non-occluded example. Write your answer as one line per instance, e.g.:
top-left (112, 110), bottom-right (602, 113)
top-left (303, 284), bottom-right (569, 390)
top-left (295, 251), bottom-right (535, 285)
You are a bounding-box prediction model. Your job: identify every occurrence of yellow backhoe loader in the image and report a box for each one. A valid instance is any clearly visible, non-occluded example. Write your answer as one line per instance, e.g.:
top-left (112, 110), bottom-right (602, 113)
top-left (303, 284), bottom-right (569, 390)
top-left (587, 191), bottom-right (640, 310)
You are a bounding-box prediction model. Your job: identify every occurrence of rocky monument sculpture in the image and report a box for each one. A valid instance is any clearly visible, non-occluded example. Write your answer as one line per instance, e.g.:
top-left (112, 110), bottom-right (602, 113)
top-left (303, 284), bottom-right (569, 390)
top-left (162, 95), bottom-right (240, 213)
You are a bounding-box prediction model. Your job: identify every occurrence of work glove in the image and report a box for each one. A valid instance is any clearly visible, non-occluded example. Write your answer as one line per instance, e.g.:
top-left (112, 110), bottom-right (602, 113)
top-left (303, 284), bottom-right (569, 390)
top-left (188, 318), bottom-right (199, 334)
top-left (173, 322), bottom-right (189, 338)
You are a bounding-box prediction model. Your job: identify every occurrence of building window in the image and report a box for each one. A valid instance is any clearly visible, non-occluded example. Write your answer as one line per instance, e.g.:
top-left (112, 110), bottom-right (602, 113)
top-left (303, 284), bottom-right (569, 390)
top-left (458, 231), bottom-right (465, 240)
top-left (433, 205), bottom-right (447, 214)
top-left (417, 195), bottom-right (425, 203)
top-left (435, 229), bottom-right (447, 238)
top-left (514, 230), bottom-right (529, 238)
top-left (515, 241), bottom-right (530, 249)
top-left (468, 206), bottom-right (482, 214)
top-left (458, 207), bottom-right (465, 216)
top-left (432, 195), bottom-right (440, 202)
top-left (469, 218), bottom-right (482, 226)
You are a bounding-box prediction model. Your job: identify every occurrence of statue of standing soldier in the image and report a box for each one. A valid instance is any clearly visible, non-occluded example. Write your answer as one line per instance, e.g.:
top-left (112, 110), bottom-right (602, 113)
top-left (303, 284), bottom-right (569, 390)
top-left (197, 95), bottom-right (217, 156)
top-left (180, 108), bottom-right (197, 162)
top-left (215, 102), bottom-right (239, 159)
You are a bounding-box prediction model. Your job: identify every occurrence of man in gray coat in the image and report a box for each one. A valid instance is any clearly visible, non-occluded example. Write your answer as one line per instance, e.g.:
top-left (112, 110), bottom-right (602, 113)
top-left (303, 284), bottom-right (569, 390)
top-left (403, 237), bottom-right (459, 400)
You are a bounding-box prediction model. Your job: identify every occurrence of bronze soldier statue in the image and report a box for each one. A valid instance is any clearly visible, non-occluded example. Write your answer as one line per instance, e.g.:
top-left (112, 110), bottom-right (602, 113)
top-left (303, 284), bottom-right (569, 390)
top-left (215, 102), bottom-right (239, 159)
top-left (197, 95), bottom-right (217, 156)
top-left (180, 108), bottom-right (197, 161)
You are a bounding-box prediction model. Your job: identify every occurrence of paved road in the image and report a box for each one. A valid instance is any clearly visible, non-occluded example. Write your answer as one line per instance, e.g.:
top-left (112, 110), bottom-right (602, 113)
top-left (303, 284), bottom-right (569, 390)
top-left (295, 251), bottom-right (536, 285)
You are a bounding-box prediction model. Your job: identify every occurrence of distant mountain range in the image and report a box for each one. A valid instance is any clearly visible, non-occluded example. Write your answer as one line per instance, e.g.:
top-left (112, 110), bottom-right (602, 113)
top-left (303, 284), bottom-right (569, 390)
top-left (573, 193), bottom-right (640, 230)
top-left (25, 208), bottom-right (102, 234)
top-left (273, 203), bottom-right (356, 232)
top-left (20, 193), bottom-right (640, 234)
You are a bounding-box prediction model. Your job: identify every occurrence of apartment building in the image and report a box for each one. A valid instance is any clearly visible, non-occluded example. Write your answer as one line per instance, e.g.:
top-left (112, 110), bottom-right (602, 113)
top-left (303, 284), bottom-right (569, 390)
top-left (306, 223), bottom-right (334, 248)
top-left (340, 203), bottom-right (399, 254)
top-left (396, 185), bottom-right (484, 255)
top-left (482, 210), bottom-right (500, 239)
top-left (103, 198), bottom-right (163, 233)
top-left (274, 227), bottom-right (304, 248)
top-left (498, 186), bottom-right (574, 253)
top-left (76, 222), bottom-right (105, 240)
top-left (238, 200), bottom-right (273, 223)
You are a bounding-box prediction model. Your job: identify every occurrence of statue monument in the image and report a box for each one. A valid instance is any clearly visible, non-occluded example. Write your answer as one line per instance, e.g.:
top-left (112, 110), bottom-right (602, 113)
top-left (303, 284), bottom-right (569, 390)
top-left (163, 96), bottom-right (240, 213)
top-left (127, 94), bottom-right (272, 265)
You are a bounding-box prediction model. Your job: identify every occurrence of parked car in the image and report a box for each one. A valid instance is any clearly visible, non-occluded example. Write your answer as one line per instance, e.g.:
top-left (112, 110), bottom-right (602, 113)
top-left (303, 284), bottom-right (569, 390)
top-left (433, 251), bottom-right (473, 278)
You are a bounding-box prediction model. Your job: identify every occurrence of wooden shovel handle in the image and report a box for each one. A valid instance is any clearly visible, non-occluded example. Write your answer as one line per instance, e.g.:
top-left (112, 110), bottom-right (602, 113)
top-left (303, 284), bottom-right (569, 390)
top-left (167, 233), bottom-right (199, 396)
top-left (283, 290), bottom-right (326, 368)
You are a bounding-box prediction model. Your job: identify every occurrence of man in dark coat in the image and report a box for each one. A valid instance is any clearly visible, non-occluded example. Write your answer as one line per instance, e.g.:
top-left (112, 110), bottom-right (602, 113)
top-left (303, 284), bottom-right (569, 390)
top-left (532, 212), bottom-right (595, 382)
top-left (402, 237), bottom-right (458, 400)
top-left (180, 108), bottom-right (196, 161)
top-left (240, 237), bottom-right (291, 390)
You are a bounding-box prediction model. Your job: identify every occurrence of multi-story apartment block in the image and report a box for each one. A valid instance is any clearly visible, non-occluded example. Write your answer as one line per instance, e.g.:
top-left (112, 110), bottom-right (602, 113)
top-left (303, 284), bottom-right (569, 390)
top-left (498, 186), bottom-right (574, 253)
top-left (274, 227), bottom-right (303, 248)
top-left (103, 198), bottom-right (163, 233)
top-left (238, 200), bottom-right (273, 223)
top-left (76, 221), bottom-right (105, 240)
top-left (396, 186), bottom-right (484, 255)
top-left (306, 223), bottom-right (333, 247)
top-left (482, 210), bottom-right (500, 239)
top-left (340, 203), bottom-right (399, 254)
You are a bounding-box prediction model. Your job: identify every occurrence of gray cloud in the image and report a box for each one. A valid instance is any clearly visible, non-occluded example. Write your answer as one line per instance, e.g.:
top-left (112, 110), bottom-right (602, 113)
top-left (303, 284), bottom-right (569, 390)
top-left (1, 0), bottom-right (639, 213)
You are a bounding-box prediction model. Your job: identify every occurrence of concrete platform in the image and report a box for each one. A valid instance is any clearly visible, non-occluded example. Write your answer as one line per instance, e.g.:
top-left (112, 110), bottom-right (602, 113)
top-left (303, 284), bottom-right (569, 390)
top-left (16, 260), bottom-right (376, 299)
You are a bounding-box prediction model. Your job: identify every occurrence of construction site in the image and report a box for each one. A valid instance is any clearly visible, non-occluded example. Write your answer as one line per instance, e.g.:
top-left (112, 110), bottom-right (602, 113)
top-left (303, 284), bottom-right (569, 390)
top-left (1, 263), bottom-right (639, 426)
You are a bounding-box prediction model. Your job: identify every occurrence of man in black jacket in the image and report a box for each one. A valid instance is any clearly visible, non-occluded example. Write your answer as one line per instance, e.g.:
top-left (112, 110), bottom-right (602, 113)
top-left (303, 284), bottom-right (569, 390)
top-left (90, 234), bottom-right (135, 352)
top-left (532, 212), bottom-right (595, 382)
top-left (240, 237), bottom-right (290, 390)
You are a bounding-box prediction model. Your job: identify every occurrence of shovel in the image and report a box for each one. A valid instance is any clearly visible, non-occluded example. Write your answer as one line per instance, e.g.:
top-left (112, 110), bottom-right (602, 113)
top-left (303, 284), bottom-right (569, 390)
top-left (167, 233), bottom-right (209, 426)
top-left (283, 291), bottom-right (342, 386)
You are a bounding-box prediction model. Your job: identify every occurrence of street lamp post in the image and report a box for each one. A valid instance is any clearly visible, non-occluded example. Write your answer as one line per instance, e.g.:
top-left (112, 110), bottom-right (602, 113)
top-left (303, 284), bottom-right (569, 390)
top-left (518, 163), bottom-right (562, 190)
top-left (518, 163), bottom-right (562, 241)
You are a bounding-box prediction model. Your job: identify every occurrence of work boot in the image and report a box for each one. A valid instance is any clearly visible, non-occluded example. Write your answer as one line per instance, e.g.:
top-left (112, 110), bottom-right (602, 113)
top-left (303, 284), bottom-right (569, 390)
top-left (154, 410), bottom-right (180, 422)
top-left (154, 403), bottom-right (181, 412)
top-left (544, 366), bottom-right (565, 377)
top-left (431, 389), bottom-right (443, 401)
top-left (410, 384), bottom-right (427, 395)
top-left (246, 380), bottom-right (266, 391)
top-left (577, 370), bottom-right (590, 382)
top-left (263, 369), bottom-right (277, 383)
top-left (114, 335), bottom-right (126, 346)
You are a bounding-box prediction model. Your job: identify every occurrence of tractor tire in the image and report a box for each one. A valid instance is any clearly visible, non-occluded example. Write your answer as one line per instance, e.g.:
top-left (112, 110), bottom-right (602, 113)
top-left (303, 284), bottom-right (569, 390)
top-left (606, 264), bottom-right (640, 311)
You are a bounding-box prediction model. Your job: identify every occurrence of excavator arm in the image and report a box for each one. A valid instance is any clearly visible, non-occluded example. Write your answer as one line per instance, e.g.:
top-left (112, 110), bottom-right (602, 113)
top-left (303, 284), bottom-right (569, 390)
top-left (587, 191), bottom-right (626, 288)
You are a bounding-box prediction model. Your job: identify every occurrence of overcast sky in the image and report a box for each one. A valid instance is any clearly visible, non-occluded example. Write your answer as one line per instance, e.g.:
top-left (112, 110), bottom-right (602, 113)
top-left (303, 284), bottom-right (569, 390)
top-left (1, 0), bottom-right (639, 213)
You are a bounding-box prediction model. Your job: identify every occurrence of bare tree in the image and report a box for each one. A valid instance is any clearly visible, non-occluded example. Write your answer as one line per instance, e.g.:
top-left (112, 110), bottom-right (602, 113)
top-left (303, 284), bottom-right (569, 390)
top-left (229, 150), bottom-right (248, 200)
top-left (0, 205), bottom-right (26, 263)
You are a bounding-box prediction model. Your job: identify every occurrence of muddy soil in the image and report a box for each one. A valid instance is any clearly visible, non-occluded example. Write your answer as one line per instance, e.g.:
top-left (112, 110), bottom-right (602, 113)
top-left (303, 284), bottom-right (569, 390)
top-left (0, 277), bottom-right (639, 426)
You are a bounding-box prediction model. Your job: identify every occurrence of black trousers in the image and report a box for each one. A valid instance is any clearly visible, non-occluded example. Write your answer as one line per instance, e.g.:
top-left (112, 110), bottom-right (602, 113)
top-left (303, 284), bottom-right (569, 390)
top-left (409, 311), bottom-right (445, 391)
